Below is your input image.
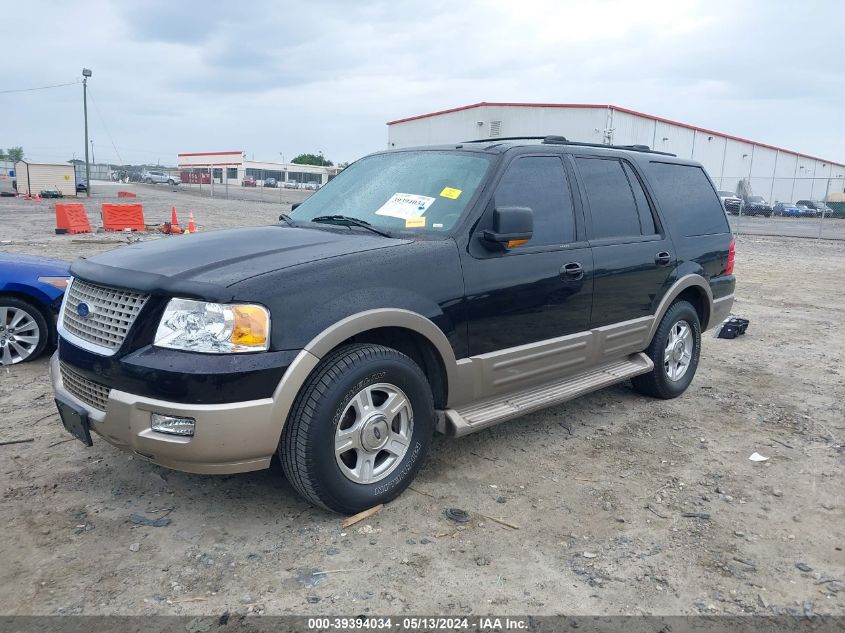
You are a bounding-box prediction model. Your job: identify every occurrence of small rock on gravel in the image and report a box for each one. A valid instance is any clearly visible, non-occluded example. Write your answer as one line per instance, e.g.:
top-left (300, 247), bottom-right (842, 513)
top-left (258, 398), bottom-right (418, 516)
top-left (796, 563), bottom-right (813, 572)
top-left (128, 543), bottom-right (140, 552)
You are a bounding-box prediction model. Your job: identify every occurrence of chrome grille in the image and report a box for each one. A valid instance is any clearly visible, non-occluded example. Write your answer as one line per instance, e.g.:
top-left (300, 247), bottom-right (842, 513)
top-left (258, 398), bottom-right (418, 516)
top-left (62, 278), bottom-right (149, 354)
top-left (59, 362), bottom-right (110, 411)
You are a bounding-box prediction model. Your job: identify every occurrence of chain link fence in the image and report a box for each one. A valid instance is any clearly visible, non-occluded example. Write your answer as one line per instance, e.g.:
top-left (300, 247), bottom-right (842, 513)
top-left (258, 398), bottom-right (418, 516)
top-left (720, 176), bottom-right (845, 241)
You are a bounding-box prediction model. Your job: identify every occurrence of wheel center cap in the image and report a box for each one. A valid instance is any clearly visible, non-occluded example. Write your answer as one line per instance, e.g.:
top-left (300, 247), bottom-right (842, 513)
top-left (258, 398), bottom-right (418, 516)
top-left (672, 340), bottom-right (685, 362)
top-left (360, 414), bottom-right (390, 452)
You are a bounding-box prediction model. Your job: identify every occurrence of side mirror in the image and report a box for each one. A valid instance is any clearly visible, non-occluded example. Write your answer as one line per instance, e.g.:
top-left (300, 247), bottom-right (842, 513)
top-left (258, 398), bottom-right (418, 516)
top-left (291, 203), bottom-right (301, 212)
top-left (482, 206), bottom-right (533, 249)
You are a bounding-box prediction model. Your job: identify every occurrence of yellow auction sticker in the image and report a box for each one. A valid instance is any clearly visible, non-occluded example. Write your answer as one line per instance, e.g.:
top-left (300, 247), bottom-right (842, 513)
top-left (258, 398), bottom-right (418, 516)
top-left (405, 216), bottom-right (426, 228)
top-left (439, 187), bottom-right (462, 200)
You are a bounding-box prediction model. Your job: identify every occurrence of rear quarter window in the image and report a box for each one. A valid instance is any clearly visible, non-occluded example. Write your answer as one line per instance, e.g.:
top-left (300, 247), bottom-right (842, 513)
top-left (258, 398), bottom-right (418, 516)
top-left (645, 162), bottom-right (730, 237)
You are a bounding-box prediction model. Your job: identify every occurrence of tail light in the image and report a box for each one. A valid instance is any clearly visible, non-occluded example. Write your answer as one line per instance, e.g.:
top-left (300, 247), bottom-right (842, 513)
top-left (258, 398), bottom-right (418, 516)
top-left (726, 238), bottom-right (736, 275)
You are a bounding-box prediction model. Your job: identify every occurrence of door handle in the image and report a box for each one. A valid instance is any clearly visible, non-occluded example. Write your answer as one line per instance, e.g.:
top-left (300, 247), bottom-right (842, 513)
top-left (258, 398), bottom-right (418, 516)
top-left (561, 262), bottom-right (584, 280)
top-left (655, 251), bottom-right (671, 266)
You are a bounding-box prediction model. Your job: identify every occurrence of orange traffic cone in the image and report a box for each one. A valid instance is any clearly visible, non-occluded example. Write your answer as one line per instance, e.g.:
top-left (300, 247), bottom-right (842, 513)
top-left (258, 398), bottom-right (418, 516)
top-left (187, 211), bottom-right (197, 234)
top-left (169, 207), bottom-right (181, 234)
top-left (34, 193), bottom-right (42, 202)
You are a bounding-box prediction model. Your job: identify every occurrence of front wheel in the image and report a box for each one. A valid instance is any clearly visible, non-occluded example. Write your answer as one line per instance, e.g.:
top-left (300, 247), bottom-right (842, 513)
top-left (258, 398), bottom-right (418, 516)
top-left (0, 298), bottom-right (49, 366)
top-left (280, 344), bottom-right (434, 514)
top-left (632, 300), bottom-right (701, 399)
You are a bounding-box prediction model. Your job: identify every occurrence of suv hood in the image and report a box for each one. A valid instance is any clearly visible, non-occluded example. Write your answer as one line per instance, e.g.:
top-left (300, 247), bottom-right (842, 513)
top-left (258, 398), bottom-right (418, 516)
top-left (70, 225), bottom-right (409, 302)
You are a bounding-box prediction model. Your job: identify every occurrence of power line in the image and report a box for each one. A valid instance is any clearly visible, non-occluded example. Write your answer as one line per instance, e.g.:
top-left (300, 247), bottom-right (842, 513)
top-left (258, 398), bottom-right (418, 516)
top-left (86, 86), bottom-right (124, 165)
top-left (0, 80), bottom-right (81, 95)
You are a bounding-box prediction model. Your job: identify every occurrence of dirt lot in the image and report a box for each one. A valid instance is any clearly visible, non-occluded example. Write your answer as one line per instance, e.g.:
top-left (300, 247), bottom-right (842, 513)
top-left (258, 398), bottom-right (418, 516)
top-left (1, 186), bottom-right (843, 617)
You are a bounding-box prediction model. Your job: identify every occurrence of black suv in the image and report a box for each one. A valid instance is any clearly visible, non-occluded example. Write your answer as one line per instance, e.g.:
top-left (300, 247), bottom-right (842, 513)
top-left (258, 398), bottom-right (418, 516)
top-left (51, 137), bottom-right (736, 514)
top-left (742, 195), bottom-right (773, 217)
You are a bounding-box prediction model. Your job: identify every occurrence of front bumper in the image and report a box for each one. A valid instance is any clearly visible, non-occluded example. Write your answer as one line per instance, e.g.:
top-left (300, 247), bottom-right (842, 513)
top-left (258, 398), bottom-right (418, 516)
top-left (50, 353), bottom-right (290, 474)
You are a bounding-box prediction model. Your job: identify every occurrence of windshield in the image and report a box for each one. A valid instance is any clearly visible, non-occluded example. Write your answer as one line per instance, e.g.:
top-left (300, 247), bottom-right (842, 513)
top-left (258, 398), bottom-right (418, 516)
top-left (748, 196), bottom-right (764, 203)
top-left (290, 151), bottom-right (491, 232)
top-left (718, 190), bottom-right (736, 197)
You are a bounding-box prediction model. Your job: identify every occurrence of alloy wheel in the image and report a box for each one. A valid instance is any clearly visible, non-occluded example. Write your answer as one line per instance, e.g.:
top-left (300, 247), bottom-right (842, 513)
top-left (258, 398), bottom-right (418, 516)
top-left (664, 319), bottom-right (693, 381)
top-left (334, 382), bottom-right (414, 484)
top-left (0, 306), bottom-right (42, 365)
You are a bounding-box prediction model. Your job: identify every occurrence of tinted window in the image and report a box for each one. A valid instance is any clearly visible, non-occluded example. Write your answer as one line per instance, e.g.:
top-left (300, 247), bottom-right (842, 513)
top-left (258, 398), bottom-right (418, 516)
top-left (494, 156), bottom-right (575, 246)
top-left (623, 162), bottom-right (657, 235)
top-left (576, 158), bottom-right (642, 239)
top-left (646, 162), bottom-right (730, 237)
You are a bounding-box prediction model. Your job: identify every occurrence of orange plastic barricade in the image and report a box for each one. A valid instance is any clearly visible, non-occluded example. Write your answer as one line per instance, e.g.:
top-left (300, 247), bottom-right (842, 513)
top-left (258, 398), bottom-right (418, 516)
top-left (55, 203), bottom-right (92, 234)
top-left (101, 203), bottom-right (145, 231)
top-left (117, 191), bottom-right (137, 198)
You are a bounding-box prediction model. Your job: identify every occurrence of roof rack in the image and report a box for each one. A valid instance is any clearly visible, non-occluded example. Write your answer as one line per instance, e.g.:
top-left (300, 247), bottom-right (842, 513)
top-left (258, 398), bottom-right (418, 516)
top-left (463, 136), bottom-right (549, 143)
top-left (462, 135), bottom-right (676, 156)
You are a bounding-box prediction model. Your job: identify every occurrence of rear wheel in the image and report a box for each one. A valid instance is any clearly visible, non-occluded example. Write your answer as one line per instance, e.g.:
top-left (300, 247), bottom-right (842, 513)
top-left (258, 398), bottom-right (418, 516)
top-left (0, 298), bottom-right (48, 365)
top-left (632, 300), bottom-right (701, 399)
top-left (280, 344), bottom-right (434, 514)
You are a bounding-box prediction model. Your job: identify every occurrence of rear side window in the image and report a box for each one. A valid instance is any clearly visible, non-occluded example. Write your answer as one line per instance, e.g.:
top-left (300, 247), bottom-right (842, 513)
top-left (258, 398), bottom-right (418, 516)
top-left (623, 162), bottom-right (657, 235)
top-left (646, 162), bottom-right (730, 237)
top-left (576, 157), bottom-right (642, 240)
top-left (494, 156), bottom-right (575, 246)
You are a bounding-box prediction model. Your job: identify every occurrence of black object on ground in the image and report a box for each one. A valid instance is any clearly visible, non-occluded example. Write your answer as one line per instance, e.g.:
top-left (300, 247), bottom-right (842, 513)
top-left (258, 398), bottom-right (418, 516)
top-left (681, 512), bottom-right (711, 519)
top-left (445, 508), bottom-right (470, 523)
top-left (717, 317), bottom-right (750, 339)
top-left (129, 513), bottom-right (172, 527)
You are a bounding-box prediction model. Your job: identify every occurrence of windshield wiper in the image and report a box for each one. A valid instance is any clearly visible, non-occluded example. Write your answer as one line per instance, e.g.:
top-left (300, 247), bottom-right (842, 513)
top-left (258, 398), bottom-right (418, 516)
top-left (278, 213), bottom-right (296, 226)
top-left (310, 215), bottom-right (391, 238)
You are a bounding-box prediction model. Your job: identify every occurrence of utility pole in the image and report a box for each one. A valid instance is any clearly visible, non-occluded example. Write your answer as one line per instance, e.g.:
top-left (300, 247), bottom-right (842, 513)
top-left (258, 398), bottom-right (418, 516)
top-left (82, 68), bottom-right (92, 197)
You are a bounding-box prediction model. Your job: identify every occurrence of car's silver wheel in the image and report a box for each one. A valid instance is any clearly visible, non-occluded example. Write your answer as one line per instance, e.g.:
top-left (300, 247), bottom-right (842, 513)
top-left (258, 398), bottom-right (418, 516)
top-left (0, 305), bottom-right (42, 365)
top-left (334, 382), bottom-right (414, 484)
top-left (664, 319), bottom-right (693, 381)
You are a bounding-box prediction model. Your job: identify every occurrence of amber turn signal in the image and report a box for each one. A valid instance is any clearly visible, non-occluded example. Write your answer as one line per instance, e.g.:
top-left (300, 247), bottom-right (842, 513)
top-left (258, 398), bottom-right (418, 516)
top-left (231, 305), bottom-right (270, 347)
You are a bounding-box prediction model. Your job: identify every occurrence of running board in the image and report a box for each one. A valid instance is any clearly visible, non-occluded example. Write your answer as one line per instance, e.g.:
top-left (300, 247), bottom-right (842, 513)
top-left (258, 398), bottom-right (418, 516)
top-left (440, 353), bottom-right (653, 437)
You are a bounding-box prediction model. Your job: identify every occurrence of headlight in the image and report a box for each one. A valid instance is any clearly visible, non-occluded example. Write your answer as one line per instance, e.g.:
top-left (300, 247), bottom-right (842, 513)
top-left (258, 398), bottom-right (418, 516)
top-left (154, 298), bottom-right (270, 353)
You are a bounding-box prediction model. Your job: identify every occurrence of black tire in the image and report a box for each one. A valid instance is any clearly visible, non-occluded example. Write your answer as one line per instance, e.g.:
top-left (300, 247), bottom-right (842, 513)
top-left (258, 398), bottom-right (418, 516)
top-left (0, 297), bottom-right (49, 365)
top-left (167, 179), bottom-right (175, 186)
top-left (280, 343), bottom-right (435, 514)
top-left (631, 300), bottom-right (701, 399)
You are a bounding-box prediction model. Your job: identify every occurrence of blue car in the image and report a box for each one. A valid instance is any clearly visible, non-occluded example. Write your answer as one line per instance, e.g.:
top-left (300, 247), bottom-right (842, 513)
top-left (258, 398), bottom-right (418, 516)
top-left (0, 253), bottom-right (70, 365)
top-left (773, 202), bottom-right (801, 217)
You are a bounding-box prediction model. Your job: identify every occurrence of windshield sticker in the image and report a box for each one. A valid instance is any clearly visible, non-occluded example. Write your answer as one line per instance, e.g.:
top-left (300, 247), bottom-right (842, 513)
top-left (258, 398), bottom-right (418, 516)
top-left (405, 216), bottom-right (426, 228)
top-left (439, 187), bottom-right (462, 200)
top-left (375, 193), bottom-right (436, 219)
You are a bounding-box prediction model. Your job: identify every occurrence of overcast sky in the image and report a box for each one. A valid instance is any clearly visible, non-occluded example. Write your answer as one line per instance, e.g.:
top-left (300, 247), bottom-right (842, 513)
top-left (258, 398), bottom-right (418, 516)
top-left (2, 0), bottom-right (843, 166)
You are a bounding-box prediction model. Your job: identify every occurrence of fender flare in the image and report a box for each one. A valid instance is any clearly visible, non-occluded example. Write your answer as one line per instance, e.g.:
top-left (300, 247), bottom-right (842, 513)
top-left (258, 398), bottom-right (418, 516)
top-left (268, 309), bottom-right (458, 439)
top-left (647, 274), bottom-right (713, 341)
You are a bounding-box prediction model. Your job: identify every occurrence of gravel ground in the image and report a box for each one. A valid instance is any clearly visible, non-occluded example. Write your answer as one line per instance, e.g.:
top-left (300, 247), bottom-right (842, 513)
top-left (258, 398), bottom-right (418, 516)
top-left (1, 186), bottom-right (843, 617)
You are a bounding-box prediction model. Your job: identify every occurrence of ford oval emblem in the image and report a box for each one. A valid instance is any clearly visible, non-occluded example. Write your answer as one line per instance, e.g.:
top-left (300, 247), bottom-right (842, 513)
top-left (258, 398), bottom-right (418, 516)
top-left (76, 302), bottom-right (90, 318)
